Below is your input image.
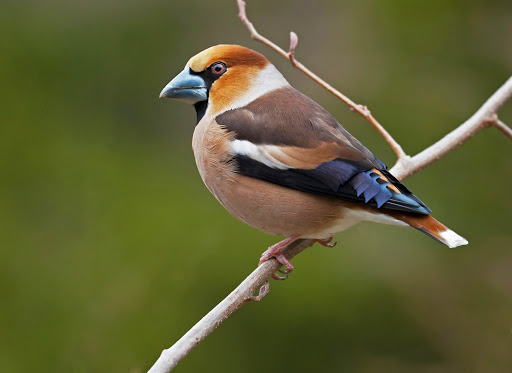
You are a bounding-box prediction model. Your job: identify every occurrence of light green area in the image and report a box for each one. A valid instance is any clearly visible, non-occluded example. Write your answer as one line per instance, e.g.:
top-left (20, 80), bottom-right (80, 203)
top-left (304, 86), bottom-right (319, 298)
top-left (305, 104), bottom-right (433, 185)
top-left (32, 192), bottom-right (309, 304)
top-left (1, 0), bottom-right (511, 372)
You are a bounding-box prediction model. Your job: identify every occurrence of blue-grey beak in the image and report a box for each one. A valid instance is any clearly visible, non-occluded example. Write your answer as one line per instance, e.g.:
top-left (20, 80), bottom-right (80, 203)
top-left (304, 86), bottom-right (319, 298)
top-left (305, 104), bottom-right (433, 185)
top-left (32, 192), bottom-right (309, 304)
top-left (159, 69), bottom-right (208, 104)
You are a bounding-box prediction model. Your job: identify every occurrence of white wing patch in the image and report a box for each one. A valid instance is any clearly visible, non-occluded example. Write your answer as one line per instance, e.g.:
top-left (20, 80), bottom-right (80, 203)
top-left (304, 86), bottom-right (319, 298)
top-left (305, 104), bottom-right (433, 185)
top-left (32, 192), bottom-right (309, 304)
top-left (230, 140), bottom-right (290, 169)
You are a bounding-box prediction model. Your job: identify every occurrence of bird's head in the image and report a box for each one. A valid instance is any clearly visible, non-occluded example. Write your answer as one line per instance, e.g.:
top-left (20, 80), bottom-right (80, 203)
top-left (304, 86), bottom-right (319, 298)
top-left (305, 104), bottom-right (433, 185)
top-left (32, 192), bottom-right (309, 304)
top-left (160, 45), bottom-right (289, 122)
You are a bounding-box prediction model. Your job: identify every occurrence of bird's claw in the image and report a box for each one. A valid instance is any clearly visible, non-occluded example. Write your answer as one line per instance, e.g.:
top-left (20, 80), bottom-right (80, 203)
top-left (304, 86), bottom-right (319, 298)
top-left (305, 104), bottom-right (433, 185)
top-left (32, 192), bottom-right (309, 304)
top-left (271, 272), bottom-right (288, 281)
top-left (258, 235), bottom-right (300, 281)
top-left (316, 237), bottom-right (337, 248)
top-left (267, 254), bottom-right (294, 280)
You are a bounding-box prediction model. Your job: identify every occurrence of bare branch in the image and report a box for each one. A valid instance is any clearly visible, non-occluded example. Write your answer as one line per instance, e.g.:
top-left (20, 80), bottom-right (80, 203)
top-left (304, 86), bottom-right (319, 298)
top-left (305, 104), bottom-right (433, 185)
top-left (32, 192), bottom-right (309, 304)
top-left (390, 76), bottom-right (512, 179)
top-left (236, 0), bottom-right (406, 159)
top-left (148, 3), bottom-right (512, 372)
top-left (237, 0), bottom-right (512, 179)
top-left (147, 239), bottom-right (315, 373)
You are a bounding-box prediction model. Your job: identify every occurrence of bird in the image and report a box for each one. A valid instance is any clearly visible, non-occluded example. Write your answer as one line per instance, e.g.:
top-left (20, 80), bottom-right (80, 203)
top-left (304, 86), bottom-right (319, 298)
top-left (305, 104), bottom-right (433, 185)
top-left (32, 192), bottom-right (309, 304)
top-left (159, 44), bottom-right (468, 278)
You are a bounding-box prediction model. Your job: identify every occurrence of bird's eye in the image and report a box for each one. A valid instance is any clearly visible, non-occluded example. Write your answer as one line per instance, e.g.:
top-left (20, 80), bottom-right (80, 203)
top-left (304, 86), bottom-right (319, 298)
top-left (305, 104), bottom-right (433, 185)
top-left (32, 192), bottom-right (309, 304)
top-left (211, 62), bottom-right (227, 75)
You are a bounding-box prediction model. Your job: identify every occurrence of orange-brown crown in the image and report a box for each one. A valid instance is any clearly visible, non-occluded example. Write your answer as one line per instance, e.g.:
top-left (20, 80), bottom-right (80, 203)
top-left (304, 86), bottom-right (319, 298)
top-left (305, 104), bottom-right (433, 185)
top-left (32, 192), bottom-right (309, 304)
top-left (186, 45), bottom-right (268, 72)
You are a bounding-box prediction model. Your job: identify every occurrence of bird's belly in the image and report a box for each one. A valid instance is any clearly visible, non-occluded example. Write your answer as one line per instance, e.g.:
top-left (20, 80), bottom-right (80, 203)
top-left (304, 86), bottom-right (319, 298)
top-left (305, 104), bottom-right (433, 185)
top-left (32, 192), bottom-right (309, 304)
top-left (207, 171), bottom-right (362, 238)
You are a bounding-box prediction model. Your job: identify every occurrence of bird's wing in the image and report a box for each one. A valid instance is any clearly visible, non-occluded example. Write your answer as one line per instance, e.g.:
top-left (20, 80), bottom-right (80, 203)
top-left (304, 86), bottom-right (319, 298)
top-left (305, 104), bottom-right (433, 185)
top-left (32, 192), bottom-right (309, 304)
top-left (216, 86), bottom-right (431, 214)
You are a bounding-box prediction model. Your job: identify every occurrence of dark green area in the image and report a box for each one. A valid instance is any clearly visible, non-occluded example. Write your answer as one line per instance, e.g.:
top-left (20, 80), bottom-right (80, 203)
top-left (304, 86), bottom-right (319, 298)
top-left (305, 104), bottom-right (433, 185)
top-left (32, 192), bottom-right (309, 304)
top-left (1, 0), bottom-right (511, 372)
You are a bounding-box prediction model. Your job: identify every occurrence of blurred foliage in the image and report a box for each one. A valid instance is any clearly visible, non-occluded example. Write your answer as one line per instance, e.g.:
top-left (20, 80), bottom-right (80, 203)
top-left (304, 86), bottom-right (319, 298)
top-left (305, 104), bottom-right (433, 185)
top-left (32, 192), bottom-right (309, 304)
top-left (1, 0), bottom-right (511, 372)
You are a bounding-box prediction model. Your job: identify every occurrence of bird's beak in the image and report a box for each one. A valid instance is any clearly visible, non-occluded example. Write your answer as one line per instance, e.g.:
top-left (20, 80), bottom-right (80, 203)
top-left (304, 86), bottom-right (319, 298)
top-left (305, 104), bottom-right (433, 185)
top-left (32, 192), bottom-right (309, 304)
top-left (159, 68), bottom-right (208, 104)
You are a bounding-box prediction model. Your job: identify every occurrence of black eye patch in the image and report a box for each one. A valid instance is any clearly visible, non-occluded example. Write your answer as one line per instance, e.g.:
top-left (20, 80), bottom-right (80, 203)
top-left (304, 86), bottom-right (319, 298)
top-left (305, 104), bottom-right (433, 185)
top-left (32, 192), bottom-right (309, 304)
top-left (190, 62), bottom-right (227, 90)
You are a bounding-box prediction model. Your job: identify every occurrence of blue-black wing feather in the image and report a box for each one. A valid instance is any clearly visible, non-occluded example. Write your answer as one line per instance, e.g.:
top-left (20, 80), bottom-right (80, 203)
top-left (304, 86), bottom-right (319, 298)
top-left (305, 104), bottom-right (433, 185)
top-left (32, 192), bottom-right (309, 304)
top-left (235, 155), bottom-right (431, 214)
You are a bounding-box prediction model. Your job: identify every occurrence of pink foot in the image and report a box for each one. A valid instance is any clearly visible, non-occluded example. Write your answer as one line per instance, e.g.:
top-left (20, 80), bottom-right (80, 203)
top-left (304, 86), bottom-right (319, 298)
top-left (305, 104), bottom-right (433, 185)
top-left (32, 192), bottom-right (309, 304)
top-left (316, 236), bottom-right (337, 248)
top-left (259, 235), bottom-right (300, 280)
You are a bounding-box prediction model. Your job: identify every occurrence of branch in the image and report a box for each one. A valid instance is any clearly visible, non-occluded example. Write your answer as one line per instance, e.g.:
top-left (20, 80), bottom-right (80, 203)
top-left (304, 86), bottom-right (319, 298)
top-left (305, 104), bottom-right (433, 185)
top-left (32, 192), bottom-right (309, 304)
top-left (148, 2), bottom-right (512, 372)
top-left (147, 239), bottom-right (315, 373)
top-left (236, 0), bottom-right (407, 160)
top-left (236, 0), bottom-right (512, 181)
top-left (391, 76), bottom-right (512, 179)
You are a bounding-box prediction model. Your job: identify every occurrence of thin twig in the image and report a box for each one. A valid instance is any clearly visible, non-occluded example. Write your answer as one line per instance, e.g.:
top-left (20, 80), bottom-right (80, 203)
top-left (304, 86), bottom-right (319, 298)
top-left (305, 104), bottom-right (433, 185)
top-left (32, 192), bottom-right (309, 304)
top-left (148, 3), bottom-right (512, 372)
top-left (236, 0), bottom-right (407, 160)
top-left (493, 118), bottom-right (512, 139)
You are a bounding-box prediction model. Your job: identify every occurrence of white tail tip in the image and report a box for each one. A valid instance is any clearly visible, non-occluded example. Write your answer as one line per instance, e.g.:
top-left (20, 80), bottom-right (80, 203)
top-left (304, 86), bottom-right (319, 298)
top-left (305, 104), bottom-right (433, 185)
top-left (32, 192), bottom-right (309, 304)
top-left (439, 229), bottom-right (468, 248)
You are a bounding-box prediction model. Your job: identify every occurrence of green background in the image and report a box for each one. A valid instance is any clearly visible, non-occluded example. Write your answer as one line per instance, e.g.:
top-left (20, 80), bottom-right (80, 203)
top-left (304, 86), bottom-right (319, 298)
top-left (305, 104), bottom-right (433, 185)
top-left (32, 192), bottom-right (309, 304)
top-left (1, 0), bottom-right (511, 372)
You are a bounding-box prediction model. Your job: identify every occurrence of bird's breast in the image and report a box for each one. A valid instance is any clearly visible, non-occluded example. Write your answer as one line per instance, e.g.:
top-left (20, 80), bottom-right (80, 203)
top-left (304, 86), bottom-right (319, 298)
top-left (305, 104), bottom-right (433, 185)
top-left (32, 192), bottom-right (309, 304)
top-left (192, 118), bottom-right (236, 204)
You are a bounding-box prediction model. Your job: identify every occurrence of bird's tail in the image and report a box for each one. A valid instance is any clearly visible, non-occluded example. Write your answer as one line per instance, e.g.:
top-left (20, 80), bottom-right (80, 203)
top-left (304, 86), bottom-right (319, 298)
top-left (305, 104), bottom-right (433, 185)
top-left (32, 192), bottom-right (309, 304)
top-left (392, 213), bottom-right (468, 248)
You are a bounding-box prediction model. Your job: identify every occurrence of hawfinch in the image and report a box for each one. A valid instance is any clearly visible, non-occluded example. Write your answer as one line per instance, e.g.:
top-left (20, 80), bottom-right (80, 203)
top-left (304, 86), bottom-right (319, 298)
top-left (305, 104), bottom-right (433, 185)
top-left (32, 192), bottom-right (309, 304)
top-left (160, 45), bottom-right (468, 276)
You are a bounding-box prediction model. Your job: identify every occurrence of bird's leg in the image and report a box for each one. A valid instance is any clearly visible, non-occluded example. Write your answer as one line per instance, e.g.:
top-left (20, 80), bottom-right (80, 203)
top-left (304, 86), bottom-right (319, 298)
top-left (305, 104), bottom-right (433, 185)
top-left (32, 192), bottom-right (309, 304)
top-left (316, 236), bottom-right (337, 248)
top-left (259, 235), bottom-right (301, 280)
